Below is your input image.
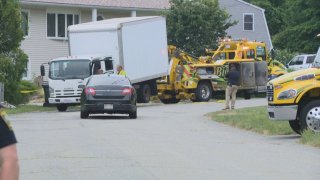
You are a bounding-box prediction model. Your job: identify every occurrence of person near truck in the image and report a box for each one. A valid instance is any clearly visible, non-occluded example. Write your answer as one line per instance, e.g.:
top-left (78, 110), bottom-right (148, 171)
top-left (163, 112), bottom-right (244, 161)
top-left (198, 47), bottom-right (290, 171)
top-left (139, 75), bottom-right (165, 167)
top-left (116, 65), bottom-right (127, 76)
top-left (224, 63), bottom-right (240, 110)
top-left (0, 104), bottom-right (19, 180)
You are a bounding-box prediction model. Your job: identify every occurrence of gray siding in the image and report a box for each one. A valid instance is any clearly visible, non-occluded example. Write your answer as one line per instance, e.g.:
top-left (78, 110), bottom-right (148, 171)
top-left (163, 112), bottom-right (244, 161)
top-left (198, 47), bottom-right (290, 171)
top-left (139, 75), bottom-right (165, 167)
top-left (219, 0), bottom-right (272, 50)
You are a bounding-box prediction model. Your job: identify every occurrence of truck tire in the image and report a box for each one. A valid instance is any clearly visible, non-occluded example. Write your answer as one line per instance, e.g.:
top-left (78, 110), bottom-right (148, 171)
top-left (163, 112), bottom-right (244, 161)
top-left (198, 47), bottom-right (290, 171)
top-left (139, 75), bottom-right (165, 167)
top-left (57, 104), bottom-right (67, 112)
top-left (195, 82), bottom-right (212, 102)
top-left (288, 120), bottom-right (301, 134)
top-left (244, 90), bottom-right (251, 100)
top-left (80, 111), bottom-right (89, 119)
top-left (300, 100), bottom-right (320, 133)
top-left (160, 97), bottom-right (180, 104)
top-left (138, 84), bottom-right (151, 103)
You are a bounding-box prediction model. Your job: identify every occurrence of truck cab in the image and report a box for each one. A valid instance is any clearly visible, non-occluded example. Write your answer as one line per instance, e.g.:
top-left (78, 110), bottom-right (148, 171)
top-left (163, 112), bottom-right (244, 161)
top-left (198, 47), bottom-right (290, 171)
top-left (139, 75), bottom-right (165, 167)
top-left (267, 47), bottom-right (320, 133)
top-left (41, 56), bottom-right (112, 111)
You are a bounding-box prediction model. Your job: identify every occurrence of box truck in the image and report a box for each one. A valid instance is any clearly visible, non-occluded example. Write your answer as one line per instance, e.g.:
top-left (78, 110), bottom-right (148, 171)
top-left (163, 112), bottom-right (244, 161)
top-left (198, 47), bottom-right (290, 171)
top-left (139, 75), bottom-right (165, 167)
top-left (41, 16), bottom-right (169, 111)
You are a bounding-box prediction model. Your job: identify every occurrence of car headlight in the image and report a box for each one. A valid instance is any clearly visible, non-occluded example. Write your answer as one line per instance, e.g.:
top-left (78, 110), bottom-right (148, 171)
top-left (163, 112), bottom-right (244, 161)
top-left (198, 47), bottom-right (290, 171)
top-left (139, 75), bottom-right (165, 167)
top-left (277, 89), bottom-right (297, 100)
top-left (49, 86), bottom-right (54, 97)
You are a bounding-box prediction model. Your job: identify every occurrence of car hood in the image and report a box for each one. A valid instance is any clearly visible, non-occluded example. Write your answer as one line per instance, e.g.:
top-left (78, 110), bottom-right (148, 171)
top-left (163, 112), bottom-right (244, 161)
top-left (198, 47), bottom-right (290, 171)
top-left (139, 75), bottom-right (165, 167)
top-left (269, 68), bottom-right (320, 85)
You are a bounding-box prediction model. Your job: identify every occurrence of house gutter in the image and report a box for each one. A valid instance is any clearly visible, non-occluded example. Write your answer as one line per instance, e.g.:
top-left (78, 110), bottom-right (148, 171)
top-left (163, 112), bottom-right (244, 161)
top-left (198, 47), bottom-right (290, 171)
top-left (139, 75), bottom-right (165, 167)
top-left (20, 1), bottom-right (168, 12)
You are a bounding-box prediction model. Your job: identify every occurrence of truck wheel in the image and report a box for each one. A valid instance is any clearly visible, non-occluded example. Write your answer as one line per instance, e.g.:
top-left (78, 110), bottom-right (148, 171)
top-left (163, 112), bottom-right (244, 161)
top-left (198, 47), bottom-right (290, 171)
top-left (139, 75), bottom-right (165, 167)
top-left (160, 97), bottom-right (180, 104)
top-left (288, 120), bottom-right (301, 134)
top-left (129, 110), bottom-right (137, 119)
top-left (138, 84), bottom-right (151, 103)
top-left (244, 91), bottom-right (251, 100)
top-left (300, 100), bottom-right (320, 133)
top-left (80, 111), bottom-right (89, 119)
top-left (195, 82), bottom-right (212, 102)
top-left (57, 105), bottom-right (67, 112)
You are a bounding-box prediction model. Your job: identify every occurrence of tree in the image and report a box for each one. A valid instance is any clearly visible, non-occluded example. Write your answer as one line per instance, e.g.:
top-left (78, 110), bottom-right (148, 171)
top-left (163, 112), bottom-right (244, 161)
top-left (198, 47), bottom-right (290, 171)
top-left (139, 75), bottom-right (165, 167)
top-left (165, 0), bottom-right (236, 56)
top-left (273, 0), bottom-right (320, 53)
top-left (0, 0), bottom-right (24, 54)
top-left (0, 0), bottom-right (28, 104)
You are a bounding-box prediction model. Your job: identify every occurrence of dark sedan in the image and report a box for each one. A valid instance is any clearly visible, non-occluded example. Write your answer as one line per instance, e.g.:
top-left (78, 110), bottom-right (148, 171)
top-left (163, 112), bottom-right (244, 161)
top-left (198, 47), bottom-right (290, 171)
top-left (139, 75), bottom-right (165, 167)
top-left (80, 74), bottom-right (137, 119)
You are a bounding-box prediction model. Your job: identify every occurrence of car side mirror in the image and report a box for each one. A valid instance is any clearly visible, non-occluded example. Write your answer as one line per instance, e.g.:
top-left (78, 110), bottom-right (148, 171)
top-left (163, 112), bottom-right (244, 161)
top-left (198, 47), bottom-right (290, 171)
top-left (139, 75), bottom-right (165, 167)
top-left (40, 64), bottom-right (45, 76)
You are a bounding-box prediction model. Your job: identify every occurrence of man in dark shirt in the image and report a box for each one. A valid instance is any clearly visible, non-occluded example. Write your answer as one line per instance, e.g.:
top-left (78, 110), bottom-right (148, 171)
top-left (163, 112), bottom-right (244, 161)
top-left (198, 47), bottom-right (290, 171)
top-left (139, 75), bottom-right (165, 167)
top-left (0, 103), bottom-right (19, 180)
top-left (224, 63), bottom-right (240, 110)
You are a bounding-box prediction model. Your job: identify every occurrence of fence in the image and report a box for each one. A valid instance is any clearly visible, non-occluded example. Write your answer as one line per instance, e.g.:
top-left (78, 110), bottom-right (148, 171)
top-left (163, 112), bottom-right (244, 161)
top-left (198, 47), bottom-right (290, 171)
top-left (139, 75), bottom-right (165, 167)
top-left (0, 82), bottom-right (3, 102)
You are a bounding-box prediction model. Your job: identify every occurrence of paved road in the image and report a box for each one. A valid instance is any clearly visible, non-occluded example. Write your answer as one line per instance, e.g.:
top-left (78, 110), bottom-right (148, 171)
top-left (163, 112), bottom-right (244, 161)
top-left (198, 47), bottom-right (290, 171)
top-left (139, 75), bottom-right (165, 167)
top-left (10, 98), bottom-right (320, 180)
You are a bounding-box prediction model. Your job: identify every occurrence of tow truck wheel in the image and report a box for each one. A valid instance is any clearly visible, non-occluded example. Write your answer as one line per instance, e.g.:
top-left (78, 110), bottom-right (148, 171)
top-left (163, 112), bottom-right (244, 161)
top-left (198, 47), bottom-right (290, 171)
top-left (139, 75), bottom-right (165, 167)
top-left (80, 111), bottom-right (89, 119)
top-left (57, 104), bottom-right (67, 112)
top-left (288, 120), bottom-right (301, 134)
top-left (160, 97), bottom-right (180, 104)
top-left (300, 100), bottom-right (320, 133)
top-left (195, 82), bottom-right (212, 102)
top-left (138, 84), bottom-right (151, 103)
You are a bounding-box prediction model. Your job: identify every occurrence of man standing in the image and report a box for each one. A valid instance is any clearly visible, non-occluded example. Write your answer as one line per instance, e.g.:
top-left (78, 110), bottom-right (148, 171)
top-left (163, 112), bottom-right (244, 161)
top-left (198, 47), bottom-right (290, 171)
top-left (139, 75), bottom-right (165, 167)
top-left (0, 103), bottom-right (19, 180)
top-left (116, 65), bottom-right (127, 76)
top-left (224, 63), bottom-right (240, 110)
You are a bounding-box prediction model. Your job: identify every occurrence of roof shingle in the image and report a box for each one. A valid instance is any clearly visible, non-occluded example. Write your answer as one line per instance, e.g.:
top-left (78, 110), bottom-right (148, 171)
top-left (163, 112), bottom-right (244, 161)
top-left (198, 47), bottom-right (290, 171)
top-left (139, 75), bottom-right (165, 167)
top-left (21, 0), bottom-right (170, 10)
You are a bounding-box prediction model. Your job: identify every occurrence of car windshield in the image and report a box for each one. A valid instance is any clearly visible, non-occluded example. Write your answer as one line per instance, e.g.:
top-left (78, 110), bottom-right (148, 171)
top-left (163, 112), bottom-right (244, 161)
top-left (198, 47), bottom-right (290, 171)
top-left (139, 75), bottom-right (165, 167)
top-left (49, 59), bottom-right (91, 80)
top-left (88, 75), bottom-right (130, 86)
top-left (312, 47), bottom-right (320, 68)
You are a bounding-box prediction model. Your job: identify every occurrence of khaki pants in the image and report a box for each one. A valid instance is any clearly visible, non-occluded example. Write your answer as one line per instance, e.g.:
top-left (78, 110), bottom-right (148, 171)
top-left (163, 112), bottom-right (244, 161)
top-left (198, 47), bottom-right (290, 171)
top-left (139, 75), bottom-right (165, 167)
top-left (225, 85), bottom-right (238, 109)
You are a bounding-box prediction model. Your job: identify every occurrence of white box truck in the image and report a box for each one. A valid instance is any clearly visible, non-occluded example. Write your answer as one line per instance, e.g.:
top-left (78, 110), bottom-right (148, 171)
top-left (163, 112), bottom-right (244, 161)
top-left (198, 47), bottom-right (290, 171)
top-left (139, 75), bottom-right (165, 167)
top-left (41, 16), bottom-right (169, 111)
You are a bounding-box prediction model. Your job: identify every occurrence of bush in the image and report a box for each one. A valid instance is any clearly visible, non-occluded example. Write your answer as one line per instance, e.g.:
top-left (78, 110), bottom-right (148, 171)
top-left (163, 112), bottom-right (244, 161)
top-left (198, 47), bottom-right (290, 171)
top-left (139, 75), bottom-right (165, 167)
top-left (274, 49), bottom-right (297, 65)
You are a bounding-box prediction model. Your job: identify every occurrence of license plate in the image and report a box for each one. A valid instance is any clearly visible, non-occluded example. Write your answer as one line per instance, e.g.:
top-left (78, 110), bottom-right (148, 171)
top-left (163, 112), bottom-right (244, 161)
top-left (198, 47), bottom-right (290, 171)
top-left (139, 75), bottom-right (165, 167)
top-left (104, 104), bottom-right (113, 110)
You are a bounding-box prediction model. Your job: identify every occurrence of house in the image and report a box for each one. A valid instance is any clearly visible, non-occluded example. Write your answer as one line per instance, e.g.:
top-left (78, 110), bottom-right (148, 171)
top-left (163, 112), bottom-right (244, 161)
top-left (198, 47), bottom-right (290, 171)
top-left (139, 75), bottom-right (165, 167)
top-left (219, 0), bottom-right (272, 49)
top-left (19, 0), bottom-right (271, 80)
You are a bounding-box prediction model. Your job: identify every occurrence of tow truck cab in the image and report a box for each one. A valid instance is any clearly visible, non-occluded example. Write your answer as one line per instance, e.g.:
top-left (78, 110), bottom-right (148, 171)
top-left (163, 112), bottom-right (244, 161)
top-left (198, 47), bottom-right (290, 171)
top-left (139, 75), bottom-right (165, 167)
top-left (267, 47), bottom-right (320, 133)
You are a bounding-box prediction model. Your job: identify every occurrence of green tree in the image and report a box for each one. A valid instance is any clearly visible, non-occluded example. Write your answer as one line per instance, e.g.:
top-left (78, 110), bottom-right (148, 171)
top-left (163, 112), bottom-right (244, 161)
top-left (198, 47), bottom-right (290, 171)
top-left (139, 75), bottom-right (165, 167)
top-left (165, 0), bottom-right (236, 56)
top-left (273, 0), bottom-right (320, 53)
top-left (0, 0), bottom-right (24, 53)
top-left (0, 0), bottom-right (28, 104)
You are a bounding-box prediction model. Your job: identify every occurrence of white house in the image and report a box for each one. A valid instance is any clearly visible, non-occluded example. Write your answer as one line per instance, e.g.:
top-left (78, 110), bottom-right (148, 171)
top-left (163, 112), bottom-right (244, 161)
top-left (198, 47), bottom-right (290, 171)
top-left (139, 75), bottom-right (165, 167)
top-left (19, 0), bottom-right (271, 80)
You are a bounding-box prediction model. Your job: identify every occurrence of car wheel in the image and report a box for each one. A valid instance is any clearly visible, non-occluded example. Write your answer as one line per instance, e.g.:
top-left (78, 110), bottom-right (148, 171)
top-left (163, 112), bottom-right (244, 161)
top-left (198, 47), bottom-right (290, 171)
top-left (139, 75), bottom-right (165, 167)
top-left (300, 100), bottom-right (320, 133)
top-left (80, 111), bottom-right (89, 119)
top-left (159, 97), bottom-right (180, 104)
top-left (57, 104), bottom-right (68, 112)
top-left (129, 111), bottom-right (137, 119)
top-left (288, 120), bottom-right (301, 134)
top-left (138, 84), bottom-right (151, 103)
top-left (195, 82), bottom-right (212, 102)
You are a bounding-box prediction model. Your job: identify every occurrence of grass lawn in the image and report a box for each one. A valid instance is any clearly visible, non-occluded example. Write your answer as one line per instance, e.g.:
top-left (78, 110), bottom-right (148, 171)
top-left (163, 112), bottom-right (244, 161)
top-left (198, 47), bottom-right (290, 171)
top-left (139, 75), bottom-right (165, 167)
top-left (5, 105), bottom-right (80, 115)
top-left (5, 105), bottom-right (56, 114)
top-left (208, 106), bottom-right (320, 148)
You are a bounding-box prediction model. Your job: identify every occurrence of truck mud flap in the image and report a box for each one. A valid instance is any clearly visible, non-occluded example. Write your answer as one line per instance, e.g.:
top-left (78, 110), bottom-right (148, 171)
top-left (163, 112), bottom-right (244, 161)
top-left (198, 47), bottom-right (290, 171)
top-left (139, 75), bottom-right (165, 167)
top-left (240, 62), bottom-right (255, 87)
top-left (255, 61), bottom-right (268, 86)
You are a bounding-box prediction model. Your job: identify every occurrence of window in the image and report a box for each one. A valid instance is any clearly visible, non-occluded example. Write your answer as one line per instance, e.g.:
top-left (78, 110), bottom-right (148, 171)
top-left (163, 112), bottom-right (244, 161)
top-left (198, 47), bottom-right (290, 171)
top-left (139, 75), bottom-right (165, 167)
top-left (21, 11), bottom-right (29, 36)
top-left (289, 56), bottom-right (304, 65)
top-left (256, 46), bottom-right (266, 60)
top-left (306, 55), bottom-right (316, 64)
top-left (47, 13), bottom-right (80, 38)
top-left (22, 59), bottom-right (29, 79)
top-left (243, 13), bottom-right (254, 31)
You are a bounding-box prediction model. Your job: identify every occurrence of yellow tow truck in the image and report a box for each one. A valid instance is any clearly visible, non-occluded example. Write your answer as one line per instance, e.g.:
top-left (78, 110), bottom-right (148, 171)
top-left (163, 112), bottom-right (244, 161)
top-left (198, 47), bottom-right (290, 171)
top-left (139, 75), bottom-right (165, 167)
top-left (267, 46), bottom-right (320, 133)
top-left (157, 39), bottom-right (287, 104)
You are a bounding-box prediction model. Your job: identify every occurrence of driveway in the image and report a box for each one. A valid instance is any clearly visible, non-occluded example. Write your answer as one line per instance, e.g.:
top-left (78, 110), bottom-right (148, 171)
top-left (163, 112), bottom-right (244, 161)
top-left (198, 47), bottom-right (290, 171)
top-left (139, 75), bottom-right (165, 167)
top-left (11, 98), bottom-right (320, 179)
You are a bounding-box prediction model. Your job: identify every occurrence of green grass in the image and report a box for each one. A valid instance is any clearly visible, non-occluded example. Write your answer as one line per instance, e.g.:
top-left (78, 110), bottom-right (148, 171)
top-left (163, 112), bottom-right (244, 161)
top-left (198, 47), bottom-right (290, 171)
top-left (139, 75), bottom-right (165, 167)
top-left (209, 106), bottom-right (320, 148)
top-left (208, 106), bottom-right (293, 135)
top-left (5, 105), bottom-right (56, 114)
top-left (300, 130), bottom-right (320, 147)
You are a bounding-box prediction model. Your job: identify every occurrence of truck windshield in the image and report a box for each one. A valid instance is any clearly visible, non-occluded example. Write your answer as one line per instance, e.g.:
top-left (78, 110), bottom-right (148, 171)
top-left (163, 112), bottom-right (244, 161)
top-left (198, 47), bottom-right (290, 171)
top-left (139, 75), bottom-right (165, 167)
top-left (49, 59), bottom-right (91, 80)
top-left (312, 47), bottom-right (320, 68)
